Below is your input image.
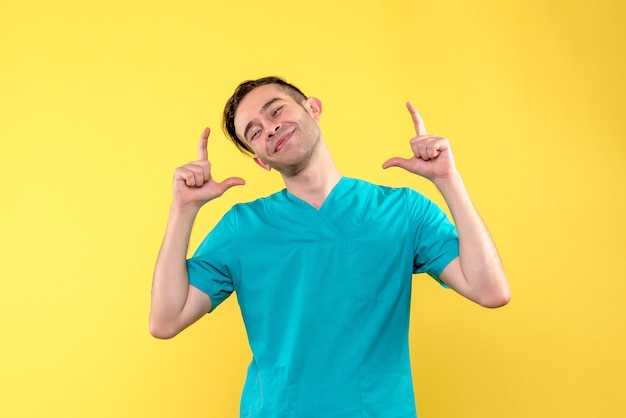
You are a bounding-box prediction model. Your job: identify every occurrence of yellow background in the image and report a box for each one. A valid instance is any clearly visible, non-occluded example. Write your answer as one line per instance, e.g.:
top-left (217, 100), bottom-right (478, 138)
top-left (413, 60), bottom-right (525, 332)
top-left (1, 0), bottom-right (624, 417)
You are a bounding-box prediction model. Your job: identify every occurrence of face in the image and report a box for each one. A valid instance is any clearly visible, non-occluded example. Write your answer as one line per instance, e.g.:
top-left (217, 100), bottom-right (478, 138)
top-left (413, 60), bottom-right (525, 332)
top-left (234, 84), bottom-right (322, 176)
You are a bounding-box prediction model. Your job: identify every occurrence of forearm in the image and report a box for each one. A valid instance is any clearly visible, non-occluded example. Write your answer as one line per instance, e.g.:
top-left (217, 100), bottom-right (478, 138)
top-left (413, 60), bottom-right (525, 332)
top-left (434, 171), bottom-right (510, 307)
top-left (150, 204), bottom-right (199, 335)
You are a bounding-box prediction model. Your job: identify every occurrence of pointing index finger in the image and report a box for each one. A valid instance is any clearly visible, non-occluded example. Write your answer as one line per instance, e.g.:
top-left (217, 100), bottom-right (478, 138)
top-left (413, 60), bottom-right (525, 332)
top-left (406, 102), bottom-right (427, 136)
top-left (198, 127), bottom-right (210, 160)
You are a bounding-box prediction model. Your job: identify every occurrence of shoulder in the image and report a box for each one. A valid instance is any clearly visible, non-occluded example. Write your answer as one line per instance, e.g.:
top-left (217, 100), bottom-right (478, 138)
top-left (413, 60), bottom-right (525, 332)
top-left (223, 189), bottom-right (287, 225)
top-left (231, 189), bottom-right (285, 212)
top-left (339, 177), bottom-right (435, 225)
top-left (346, 177), bottom-right (426, 203)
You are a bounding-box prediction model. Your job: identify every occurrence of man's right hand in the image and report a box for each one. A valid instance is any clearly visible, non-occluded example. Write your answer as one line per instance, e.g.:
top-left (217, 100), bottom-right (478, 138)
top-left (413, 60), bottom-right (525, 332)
top-left (172, 127), bottom-right (246, 209)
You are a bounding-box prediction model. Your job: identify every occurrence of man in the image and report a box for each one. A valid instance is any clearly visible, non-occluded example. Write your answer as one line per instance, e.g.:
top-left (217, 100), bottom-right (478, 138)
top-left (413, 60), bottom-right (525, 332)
top-left (150, 76), bottom-right (510, 417)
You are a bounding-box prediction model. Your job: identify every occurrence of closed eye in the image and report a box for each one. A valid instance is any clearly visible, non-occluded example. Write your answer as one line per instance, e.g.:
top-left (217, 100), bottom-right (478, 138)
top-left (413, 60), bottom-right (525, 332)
top-left (272, 106), bottom-right (283, 116)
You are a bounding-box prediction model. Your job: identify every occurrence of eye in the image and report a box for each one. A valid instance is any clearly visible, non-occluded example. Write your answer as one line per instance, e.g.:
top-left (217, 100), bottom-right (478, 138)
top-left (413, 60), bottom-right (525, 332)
top-left (250, 129), bottom-right (261, 141)
top-left (272, 106), bottom-right (283, 116)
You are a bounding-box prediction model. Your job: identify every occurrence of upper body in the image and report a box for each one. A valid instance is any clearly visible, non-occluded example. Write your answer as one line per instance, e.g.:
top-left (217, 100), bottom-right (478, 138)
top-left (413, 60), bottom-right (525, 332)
top-left (186, 177), bottom-right (458, 416)
top-left (149, 77), bottom-right (511, 415)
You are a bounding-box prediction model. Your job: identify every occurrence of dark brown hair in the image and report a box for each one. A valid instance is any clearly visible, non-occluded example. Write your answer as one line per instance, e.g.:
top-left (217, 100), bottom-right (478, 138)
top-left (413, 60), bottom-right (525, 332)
top-left (222, 76), bottom-right (307, 155)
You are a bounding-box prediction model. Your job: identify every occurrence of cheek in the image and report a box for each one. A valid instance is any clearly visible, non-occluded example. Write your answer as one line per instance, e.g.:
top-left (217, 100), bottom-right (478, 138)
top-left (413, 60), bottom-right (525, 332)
top-left (301, 117), bottom-right (320, 137)
top-left (249, 143), bottom-right (264, 157)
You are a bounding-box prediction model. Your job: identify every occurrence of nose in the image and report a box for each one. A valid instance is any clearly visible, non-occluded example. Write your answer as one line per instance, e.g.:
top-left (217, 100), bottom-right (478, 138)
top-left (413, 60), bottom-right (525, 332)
top-left (266, 124), bottom-right (281, 139)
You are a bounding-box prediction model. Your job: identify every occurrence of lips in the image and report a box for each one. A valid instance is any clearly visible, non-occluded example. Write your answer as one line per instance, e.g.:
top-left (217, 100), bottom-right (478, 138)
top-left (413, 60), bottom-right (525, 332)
top-left (273, 129), bottom-right (293, 153)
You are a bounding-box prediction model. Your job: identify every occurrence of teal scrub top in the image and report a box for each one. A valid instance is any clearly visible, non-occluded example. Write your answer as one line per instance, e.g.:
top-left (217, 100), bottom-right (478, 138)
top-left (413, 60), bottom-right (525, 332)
top-left (187, 177), bottom-right (459, 418)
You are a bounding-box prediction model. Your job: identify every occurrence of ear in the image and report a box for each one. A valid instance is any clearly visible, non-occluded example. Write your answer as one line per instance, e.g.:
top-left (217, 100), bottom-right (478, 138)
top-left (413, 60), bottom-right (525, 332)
top-left (253, 156), bottom-right (272, 171)
top-left (304, 97), bottom-right (323, 120)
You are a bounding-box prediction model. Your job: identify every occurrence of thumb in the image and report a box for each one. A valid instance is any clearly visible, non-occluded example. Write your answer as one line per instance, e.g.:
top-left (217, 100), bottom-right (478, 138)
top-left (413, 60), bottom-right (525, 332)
top-left (220, 177), bottom-right (246, 191)
top-left (214, 177), bottom-right (246, 197)
top-left (382, 157), bottom-right (412, 170)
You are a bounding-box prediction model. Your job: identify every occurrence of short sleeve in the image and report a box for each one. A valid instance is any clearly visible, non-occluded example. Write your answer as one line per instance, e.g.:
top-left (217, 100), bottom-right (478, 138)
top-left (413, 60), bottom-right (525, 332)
top-left (186, 208), bottom-right (238, 311)
top-left (407, 189), bottom-right (459, 287)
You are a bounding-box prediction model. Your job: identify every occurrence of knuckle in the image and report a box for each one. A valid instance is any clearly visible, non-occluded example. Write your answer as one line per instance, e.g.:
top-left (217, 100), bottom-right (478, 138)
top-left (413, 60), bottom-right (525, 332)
top-left (174, 167), bottom-right (188, 179)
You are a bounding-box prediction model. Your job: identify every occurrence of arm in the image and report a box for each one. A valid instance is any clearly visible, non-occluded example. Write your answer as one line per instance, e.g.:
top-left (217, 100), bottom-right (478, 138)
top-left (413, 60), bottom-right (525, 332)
top-left (149, 128), bottom-right (245, 339)
top-left (433, 171), bottom-right (510, 308)
top-left (383, 103), bottom-right (510, 308)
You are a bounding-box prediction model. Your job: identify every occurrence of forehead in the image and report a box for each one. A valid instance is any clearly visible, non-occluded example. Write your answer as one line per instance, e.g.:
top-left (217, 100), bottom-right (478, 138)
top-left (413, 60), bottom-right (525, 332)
top-left (234, 84), bottom-right (293, 135)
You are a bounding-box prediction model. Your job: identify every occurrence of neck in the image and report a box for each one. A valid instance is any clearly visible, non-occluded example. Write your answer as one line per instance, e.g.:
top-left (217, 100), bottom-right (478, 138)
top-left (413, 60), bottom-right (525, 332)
top-left (281, 139), bottom-right (342, 209)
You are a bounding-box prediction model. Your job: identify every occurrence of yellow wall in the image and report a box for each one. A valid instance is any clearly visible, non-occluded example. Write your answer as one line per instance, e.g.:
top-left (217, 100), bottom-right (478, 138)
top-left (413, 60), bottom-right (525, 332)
top-left (1, 0), bottom-right (624, 417)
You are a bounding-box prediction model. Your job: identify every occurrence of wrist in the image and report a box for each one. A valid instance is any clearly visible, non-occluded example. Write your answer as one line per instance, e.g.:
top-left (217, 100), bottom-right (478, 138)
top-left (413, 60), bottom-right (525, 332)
top-left (431, 169), bottom-right (463, 191)
top-left (170, 201), bottom-right (202, 218)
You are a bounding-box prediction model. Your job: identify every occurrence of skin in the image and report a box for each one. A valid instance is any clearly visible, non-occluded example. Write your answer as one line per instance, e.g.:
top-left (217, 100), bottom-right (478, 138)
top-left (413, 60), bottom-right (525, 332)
top-left (384, 103), bottom-right (510, 308)
top-left (234, 84), bottom-right (342, 208)
top-left (149, 85), bottom-right (510, 339)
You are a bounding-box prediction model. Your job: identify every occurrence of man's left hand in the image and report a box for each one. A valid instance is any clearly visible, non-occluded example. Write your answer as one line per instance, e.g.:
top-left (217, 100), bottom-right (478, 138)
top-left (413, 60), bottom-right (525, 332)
top-left (383, 102), bottom-right (457, 182)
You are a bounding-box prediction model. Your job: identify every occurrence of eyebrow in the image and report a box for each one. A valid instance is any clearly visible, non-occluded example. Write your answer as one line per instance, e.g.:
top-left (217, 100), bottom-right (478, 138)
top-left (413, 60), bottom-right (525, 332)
top-left (243, 97), bottom-right (284, 141)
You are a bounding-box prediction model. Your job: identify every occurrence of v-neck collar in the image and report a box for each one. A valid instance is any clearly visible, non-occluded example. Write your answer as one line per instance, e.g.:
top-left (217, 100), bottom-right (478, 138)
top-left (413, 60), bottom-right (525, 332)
top-left (282, 176), bottom-right (349, 212)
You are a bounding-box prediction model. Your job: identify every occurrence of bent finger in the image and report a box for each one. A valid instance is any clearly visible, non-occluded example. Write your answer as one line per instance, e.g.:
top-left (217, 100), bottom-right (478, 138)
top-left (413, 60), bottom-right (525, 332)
top-left (175, 167), bottom-right (197, 187)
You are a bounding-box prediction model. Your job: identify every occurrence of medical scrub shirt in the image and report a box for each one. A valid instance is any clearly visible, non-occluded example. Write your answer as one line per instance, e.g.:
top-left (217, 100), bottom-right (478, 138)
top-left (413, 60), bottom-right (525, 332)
top-left (187, 177), bottom-right (459, 418)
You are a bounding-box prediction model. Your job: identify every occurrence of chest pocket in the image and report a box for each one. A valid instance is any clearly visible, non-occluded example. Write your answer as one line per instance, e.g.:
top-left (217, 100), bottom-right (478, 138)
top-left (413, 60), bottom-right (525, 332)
top-left (347, 241), bottom-right (402, 301)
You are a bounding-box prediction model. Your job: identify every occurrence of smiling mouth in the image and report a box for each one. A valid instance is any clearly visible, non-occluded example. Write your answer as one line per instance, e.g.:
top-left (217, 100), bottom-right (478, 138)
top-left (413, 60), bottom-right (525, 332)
top-left (273, 130), bottom-right (293, 153)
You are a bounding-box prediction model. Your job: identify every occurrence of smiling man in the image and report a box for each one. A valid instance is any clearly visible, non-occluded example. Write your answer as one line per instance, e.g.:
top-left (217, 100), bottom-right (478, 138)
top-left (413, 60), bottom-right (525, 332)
top-left (150, 76), bottom-right (510, 417)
